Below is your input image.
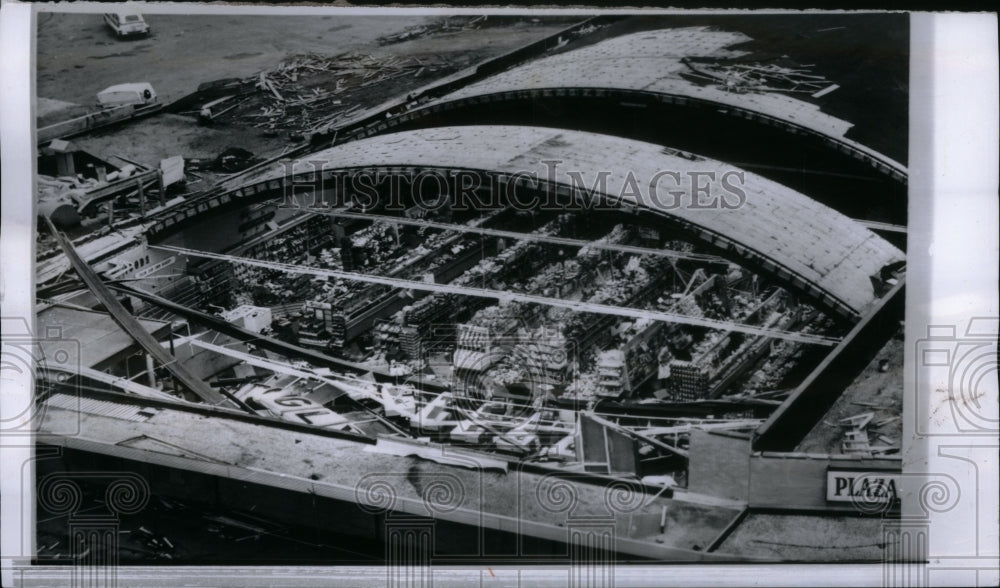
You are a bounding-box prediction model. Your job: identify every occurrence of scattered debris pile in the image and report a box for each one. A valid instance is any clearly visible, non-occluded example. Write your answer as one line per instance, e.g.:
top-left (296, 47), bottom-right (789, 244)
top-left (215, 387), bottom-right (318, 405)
top-left (39, 173), bottom-right (103, 202)
top-left (377, 15), bottom-right (582, 46)
top-left (377, 15), bottom-right (491, 45)
top-left (186, 147), bottom-right (258, 174)
top-left (836, 408), bottom-right (899, 457)
top-left (214, 52), bottom-right (457, 136)
top-left (37, 159), bottom-right (162, 228)
top-left (172, 16), bottom-right (592, 139)
top-left (681, 57), bottom-right (839, 98)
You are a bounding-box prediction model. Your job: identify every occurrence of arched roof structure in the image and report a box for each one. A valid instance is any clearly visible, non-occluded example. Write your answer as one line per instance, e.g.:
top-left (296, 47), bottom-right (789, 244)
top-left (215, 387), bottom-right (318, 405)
top-left (409, 27), bottom-right (906, 182)
top-left (157, 125), bottom-right (903, 319)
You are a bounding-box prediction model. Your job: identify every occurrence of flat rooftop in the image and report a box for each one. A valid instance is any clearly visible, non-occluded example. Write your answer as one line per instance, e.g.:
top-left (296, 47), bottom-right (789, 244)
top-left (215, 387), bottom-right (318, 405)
top-left (37, 390), bottom-right (747, 561)
top-left (38, 304), bottom-right (170, 370)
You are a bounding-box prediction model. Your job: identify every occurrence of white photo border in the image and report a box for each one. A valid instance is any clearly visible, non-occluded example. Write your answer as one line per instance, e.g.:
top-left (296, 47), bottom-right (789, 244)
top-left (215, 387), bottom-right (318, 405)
top-left (2, 4), bottom-right (997, 586)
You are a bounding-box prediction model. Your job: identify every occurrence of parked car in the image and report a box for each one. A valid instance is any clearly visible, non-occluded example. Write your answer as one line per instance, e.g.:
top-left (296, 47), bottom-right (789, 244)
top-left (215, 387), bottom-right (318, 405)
top-left (104, 10), bottom-right (150, 38)
top-left (96, 83), bottom-right (157, 108)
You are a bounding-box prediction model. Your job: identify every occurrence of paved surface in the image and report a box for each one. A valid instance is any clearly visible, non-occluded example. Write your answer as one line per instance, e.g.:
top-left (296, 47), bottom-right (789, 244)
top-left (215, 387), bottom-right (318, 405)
top-left (35, 12), bottom-right (579, 173)
top-left (36, 13), bottom-right (577, 108)
top-left (717, 512), bottom-right (886, 560)
top-left (36, 13), bottom-right (428, 106)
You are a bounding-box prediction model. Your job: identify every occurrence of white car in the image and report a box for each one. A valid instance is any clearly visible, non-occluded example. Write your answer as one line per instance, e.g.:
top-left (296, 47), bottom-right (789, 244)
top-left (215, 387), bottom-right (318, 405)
top-left (104, 11), bottom-right (150, 38)
top-left (96, 83), bottom-right (158, 108)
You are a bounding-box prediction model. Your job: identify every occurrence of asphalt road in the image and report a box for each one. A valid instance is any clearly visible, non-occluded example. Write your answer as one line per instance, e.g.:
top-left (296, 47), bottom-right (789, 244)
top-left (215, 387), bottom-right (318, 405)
top-left (34, 12), bottom-right (575, 168)
top-left (36, 13), bottom-right (430, 105)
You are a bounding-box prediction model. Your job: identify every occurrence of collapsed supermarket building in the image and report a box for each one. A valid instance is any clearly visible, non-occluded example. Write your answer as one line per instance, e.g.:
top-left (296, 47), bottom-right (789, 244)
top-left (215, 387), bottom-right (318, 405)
top-left (152, 125), bottom-right (902, 320)
top-left (33, 17), bottom-right (909, 564)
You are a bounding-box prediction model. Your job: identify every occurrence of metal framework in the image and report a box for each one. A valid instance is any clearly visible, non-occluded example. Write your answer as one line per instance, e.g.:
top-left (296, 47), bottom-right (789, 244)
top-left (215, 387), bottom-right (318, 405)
top-left (853, 219), bottom-right (907, 234)
top-left (153, 244), bottom-right (840, 346)
top-left (41, 364), bottom-right (192, 404)
top-left (307, 209), bottom-right (729, 264)
top-left (48, 218), bottom-right (245, 409)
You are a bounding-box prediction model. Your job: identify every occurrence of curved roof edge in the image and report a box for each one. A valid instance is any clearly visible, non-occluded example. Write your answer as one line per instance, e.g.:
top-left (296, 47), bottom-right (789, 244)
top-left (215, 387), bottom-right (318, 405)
top-left (224, 125), bottom-right (904, 318)
top-left (418, 27), bottom-right (905, 180)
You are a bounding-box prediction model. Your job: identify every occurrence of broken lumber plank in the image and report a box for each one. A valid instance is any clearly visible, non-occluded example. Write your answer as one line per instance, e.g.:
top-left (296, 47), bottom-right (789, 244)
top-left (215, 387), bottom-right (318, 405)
top-left (812, 84), bottom-right (840, 98)
top-left (873, 416), bottom-right (901, 428)
top-left (839, 412), bottom-right (874, 429)
top-left (267, 81), bottom-right (284, 102)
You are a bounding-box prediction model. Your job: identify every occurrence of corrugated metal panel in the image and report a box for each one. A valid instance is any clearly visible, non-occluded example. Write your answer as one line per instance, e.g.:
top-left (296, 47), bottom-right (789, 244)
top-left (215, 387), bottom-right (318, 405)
top-left (47, 393), bottom-right (157, 422)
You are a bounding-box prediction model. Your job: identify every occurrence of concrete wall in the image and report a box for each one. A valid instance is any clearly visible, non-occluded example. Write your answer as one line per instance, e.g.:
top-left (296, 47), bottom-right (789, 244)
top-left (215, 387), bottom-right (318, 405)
top-left (687, 429), bottom-right (901, 513)
top-left (686, 429), bottom-right (751, 502)
top-left (749, 452), bottom-right (900, 511)
top-left (40, 446), bottom-right (576, 560)
top-left (754, 280), bottom-right (905, 451)
top-left (173, 333), bottom-right (245, 380)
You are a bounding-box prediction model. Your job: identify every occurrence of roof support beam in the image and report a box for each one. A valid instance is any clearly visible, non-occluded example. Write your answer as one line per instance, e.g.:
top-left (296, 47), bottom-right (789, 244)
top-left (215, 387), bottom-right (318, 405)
top-left (308, 209), bottom-right (728, 264)
top-left (153, 244), bottom-right (839, 346)
top-left (45, 218), bottom-right (249, 411)
top-left (853, 219), bottom-right (908, 234)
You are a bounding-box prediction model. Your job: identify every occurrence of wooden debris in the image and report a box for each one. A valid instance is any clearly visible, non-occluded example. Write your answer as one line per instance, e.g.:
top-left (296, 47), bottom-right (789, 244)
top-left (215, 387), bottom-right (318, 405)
top-left (873, 415), bottom-right (900, 428)
top-left (682, 58), bottom-right (834, 96)
top-left (234, 533), bottom-right (261, 543)
top-left (812, 84), bottom-right (840, 98)
top-left (838, 408), bottom-right (899, 456)
top-left (839, 412), bottom-right (874, 428)
top-left (842, 429), bottom-right (872, 457)
top-left (850, 400), bottom-right (890, 408)
top-left (230, 50), bottom-right (447, 135)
